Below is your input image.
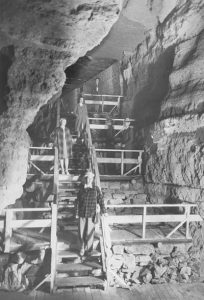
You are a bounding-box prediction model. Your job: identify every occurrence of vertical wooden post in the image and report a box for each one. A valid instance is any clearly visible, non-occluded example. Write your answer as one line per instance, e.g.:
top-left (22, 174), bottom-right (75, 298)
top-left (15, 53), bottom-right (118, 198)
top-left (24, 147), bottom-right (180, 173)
top-left (185, 206), bottom-right (190, 239)
top-left (4, 209), bottom-right (13, 253)
top-left (138, 151), bottom-right (142, 174)
top-left (50, 203), bottom-right (57, 293)
top-left (56, 98), bottom-right (60, 126)
top-left (101, 95), bottom-right (104, 113)
top-left (142, 206), bottom-right (146, 239)
top-left (121, 150), bottom-right (124, 175)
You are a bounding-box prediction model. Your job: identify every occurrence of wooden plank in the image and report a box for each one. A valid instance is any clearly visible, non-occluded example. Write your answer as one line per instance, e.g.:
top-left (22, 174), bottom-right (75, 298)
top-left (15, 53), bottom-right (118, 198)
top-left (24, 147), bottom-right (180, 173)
top-left (142, 206), bottom-right (146, 239)
top-left (106, 204), bottom-right (198, 208)
top-left (55, 276), bottom-right (104, 288)
top-left (58, 250), bottom-right (101, 258)
top-left (57, 263), bottom-right (93, 272)
top-left (85, 100), bottom-right (119, 106)
top-left (84, 93), bottom-right (123, 98)
top-left (107, 214), bottom-right (202, 225)
top-left (30, 146), bottom-right (53, 150)
top-left (97, 157), bottom-right (138, 164)
top-left (5, 208), bottom-right (51, 212)
top-left (11, 219), bottom-right (52, 228)
top-left (96, 149), bottom-right (143, 153)
top-left (57, 262), bottom-right (101, 272)
top-left (50, 203), bottom-right (58, 293)
top-left (4, 210), bottom-right (13, 252)
top-left (90, 124), bottom-right (124, 130)
top-left (166, 219), bottom-right (187, 238)
top-left (30, 155), bottom-right (54, 161)
top-left (89, 117), bottom-right (134, 122)
top-left (0, 220), bottom-right (4, 230)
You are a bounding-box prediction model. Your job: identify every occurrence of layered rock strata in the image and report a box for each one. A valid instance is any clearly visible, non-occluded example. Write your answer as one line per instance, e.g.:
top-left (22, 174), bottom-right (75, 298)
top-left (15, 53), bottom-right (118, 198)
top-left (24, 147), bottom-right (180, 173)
top-left (120, 0), bottom-right (204, 273)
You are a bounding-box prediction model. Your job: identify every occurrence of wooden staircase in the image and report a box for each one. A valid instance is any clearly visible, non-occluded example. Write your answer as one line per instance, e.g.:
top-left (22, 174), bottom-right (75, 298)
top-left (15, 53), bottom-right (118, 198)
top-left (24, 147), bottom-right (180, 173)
top-left (50, 135), bottom-right (105, 292)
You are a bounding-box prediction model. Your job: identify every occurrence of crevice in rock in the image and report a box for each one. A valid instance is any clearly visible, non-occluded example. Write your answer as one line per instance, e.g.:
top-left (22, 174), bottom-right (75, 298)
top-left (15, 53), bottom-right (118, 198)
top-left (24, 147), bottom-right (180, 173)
top-left (0, 45), bottom-right (14, 115)
top-left (131, 45), bottom-right (175, 128)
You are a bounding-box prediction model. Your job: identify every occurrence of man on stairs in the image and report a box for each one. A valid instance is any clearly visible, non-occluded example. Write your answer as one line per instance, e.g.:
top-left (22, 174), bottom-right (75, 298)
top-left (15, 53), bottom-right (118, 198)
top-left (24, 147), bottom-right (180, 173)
top-left (76, 170), bottom-right (106, 257)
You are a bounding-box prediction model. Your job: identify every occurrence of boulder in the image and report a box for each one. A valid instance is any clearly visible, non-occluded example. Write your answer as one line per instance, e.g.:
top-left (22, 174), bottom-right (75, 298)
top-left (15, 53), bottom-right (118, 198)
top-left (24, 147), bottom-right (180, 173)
top-left (112, 245), bottom-right (124, 255)
top-left (125, 244), bottom-right (155, 255)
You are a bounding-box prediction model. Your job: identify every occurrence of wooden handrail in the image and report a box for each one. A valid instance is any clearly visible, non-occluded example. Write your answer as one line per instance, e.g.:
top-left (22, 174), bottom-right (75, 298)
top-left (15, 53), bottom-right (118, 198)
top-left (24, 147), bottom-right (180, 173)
top-left (84, 93), bottom-right (123, 98)
top-left (4, 208), bottom-right (51, 212)
top-left (95, 149), bottom-right (144, 153)
top-left (106, 204), bottom-right (198, 208)
top-left (30, 147), bottom-right (53, 150)
top-left (89, 117), bottom-right (135, 122)
top-left (53, 146), bottom-right (59, 203)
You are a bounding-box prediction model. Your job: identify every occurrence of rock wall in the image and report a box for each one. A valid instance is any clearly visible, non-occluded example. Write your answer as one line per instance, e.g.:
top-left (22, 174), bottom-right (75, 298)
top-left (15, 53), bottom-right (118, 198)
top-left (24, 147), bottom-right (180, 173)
top-left (120, 0), bottom-right (204, 264)
top-left (121, 0), bottom-right (204, 207)
top-left (0, 0), bottom-right (122, 211)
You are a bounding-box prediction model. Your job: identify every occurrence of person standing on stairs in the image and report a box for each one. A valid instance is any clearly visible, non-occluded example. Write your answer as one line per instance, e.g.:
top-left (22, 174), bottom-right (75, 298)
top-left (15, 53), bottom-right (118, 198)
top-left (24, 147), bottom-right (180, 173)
top-left (73, 95), bottom-right (88, 138)
top-left (76, 170), bottom-right (106, 257)
top-left (54, 118), bottom-right (72, 175)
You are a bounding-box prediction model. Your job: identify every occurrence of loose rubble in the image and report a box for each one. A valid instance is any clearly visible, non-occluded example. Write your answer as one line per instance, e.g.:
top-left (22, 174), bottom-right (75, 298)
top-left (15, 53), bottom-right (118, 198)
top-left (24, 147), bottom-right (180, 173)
top-left (109, 243), bottom-right (202, 288)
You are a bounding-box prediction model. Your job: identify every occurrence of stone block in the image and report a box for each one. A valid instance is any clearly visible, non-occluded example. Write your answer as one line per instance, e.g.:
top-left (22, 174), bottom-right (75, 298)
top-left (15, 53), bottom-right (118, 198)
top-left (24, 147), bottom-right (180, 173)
top-left (108, 182), bottom-right (121, 190)
top-left (132, 193), bottom-right (147, 204)
top-left (112, 193), bottom-right (126, 200)
top-left (125, 244), bottom-right (155, 256)
top-left (122, 254), bottom-right (136, 273)
top-left (101, 182), bottom-right (109, 189)
top-left (112, 245), bottom-right (124, 255)
top-left (135, 255), bottom-right (151, 266)
top-left (131, 266), bottom-right (142, 283)
top-left (108, 198), bottom-right (124, 205)
top-left (110, 255), bottom-right (123, 270)
top-left (120, 182), bottom-right (130, 191)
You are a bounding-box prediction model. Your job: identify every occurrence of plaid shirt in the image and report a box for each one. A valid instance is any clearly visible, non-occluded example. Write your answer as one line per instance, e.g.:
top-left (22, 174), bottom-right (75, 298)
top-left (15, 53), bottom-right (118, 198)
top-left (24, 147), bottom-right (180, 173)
top-left (76, 184), bottom-right (106, 218)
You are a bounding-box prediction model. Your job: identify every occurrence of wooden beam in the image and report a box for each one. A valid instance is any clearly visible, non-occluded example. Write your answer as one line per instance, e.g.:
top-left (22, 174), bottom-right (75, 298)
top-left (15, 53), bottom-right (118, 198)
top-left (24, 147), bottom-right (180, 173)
top-left (4, 210), bottom-right (12, 252)
top-left (97, 157), bottom-right (138, 164)
top-left (50, 204), bottom-right (57, 293)
top-left (96, 149), bottom-right (144, 153)
top-left (106, 204), bottom-right (198, 208)
top-left (90, 124), bottom-right (124, 130)
top-left (84, 93), bottom-right (123, 98)
top-left (107, 214), bottom-right (202, 225)
top-left (166, 219), bottom-right (187, 238)
top-left (11, 219), bottom-right (52, 228)
top-left (85, 100), bottom-right (119, 106)
top-left (30, 155), bottom-right (54, 161)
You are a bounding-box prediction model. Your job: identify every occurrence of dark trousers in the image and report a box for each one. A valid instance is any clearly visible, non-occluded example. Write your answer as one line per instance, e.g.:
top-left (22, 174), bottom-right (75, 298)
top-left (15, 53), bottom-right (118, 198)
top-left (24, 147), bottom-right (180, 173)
top-left (78, 217), bottom-right (95, 252)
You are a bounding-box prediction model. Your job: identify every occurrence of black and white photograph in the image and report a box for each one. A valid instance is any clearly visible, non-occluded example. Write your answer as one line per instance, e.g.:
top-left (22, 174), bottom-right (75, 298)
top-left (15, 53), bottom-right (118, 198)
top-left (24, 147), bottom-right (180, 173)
top-left (0, 0), bottom-right (204, 299)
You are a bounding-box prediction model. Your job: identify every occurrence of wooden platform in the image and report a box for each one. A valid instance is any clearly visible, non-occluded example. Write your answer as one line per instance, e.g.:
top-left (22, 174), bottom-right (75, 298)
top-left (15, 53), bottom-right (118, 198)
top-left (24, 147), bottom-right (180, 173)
top-left (1, 283), bottom-right (204, 299)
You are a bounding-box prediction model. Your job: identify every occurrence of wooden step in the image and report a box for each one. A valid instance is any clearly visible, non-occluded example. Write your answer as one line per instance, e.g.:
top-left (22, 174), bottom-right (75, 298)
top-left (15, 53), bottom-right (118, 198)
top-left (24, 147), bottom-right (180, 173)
top-left (59, 196), bottom-right (77, 201)
top-left (58, 250), bottom-right (101, 259)
top-left (57, 262), bottom-right (102, 273)
top-left (59, 188), bottom-right (78, 192)
top-left (58, 204), bottom-right (75, 208)
top-left (100, 175), bottom-right (142, 181)
top-left (55, 276), bottom-right (104, 288)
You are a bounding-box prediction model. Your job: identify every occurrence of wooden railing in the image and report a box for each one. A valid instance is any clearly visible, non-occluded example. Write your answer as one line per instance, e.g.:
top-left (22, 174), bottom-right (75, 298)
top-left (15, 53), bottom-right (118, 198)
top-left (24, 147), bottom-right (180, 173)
top-left (3, 207), bottom-right (57, 253)
top-left (83, 93), bottom-right (123, 115)
top-left (88, 117), bottom-right (134, 131)
top-left (28, 146), bottom-right (54, 176)
top-left (106, 203), bottom-right (202, 241)
top-left (95, 148), bottom-right (143, 175)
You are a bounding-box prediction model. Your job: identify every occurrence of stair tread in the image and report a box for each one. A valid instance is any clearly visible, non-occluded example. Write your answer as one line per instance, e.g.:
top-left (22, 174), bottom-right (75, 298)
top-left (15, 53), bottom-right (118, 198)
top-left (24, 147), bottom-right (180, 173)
top-left (57, 261), bottom-right (102, 272)
top-left (55, 276), bottom-right (104, 288)
top-left (58, 250), bottom-right (101, 258)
